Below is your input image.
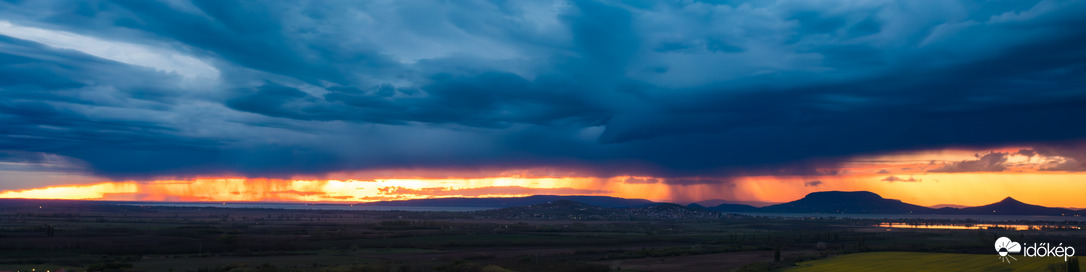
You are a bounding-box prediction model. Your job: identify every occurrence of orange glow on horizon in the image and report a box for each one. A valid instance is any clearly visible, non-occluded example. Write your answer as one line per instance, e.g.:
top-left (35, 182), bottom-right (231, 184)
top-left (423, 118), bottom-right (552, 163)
top-left (726, 172), bottom-right (1086, 209)
top-left (2, 143), bottom-right (1084, 208)
top-left (0, 177), bottom-right (631, 203)
top-left (0, 171), bottom-right (1084, 209)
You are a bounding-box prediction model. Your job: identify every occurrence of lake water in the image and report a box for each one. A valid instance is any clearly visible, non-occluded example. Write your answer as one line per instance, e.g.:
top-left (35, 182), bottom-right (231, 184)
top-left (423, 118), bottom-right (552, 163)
top-left (876, 222), bottom-right (1083, 230)
top-left (116, 202), bottom-right (497, 212)
top-left (734, 212), bottom-right (1086, 222)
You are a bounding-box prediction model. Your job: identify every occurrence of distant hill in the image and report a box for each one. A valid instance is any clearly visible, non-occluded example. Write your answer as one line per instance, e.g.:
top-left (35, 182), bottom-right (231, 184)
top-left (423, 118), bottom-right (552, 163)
top-left (708, 203), bottom-right (759, 212)
top-left (695, 199), bottom-right (778, 207)
top-left (759, 191), bottom-right (935, 214)
top-left (474, 200), bottom-right (724, 220)
top-left (955, 197), bottom-right (1079, 216)
top-left (356, 195), bottom-right (655, 208)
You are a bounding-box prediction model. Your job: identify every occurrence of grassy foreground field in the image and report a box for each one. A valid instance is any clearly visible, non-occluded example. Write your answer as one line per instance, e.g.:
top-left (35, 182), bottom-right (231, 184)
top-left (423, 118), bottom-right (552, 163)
top-left (786, 252), bottom-right (1074, 272)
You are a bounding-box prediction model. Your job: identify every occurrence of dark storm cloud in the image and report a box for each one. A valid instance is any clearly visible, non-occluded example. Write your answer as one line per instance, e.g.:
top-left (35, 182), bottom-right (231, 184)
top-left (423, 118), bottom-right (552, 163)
top-left (1, 0), bottom-right (1086, 180)
top-left (0, 36), bottom-right (229, 177)
top-left (803, 180), bottom-right (823, 187)
top-left (0, 150), bottom-right (86, 173)
top-left (225, 73), bottom-right (608, 128)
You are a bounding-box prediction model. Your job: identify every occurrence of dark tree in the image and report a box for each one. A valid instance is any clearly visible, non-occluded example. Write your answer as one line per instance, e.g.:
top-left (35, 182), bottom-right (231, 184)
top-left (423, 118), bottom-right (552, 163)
top-left (774, 244), bottom-right (781, 262)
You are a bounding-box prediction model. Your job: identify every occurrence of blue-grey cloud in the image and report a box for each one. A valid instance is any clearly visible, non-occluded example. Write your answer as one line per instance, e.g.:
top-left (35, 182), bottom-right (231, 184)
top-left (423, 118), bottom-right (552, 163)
top-left (0, 0), bottom-right (1085, 182)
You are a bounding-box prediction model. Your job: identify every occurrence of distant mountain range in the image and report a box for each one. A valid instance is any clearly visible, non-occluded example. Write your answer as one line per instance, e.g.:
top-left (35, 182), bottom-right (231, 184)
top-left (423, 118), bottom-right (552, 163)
top-left (693, 199), bottom-right (779, 207)
top-left (703, 191), bottom-right (1083, 216)
top-left (356, 195), bottom-right (655, 208)
top-left (359, 191), bottom-right (1083, 216)
top-left (471, 200), bottom-right (723, 220)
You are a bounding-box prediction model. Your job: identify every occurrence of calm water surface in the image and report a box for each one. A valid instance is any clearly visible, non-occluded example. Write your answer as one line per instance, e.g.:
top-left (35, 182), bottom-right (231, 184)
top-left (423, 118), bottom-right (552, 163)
top-left (735, 212), bottom-right (1086, 222)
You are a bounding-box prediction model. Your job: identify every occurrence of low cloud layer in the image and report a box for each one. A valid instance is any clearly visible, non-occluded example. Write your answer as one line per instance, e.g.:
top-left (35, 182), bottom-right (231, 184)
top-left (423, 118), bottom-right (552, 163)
top-left (1033, 142), bottom-right (1086, 172)
top-left (929, 153), bottom-right (1010, 173)
top-left (377, 186), bottom-right (610, 197)
top-left (881, 175), bottom-right (919, 182)
top-left (1, 0), bottom-right (1085, 183)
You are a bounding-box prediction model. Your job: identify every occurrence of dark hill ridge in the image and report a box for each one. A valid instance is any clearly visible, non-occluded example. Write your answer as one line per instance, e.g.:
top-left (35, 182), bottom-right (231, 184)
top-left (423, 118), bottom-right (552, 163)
top-left (695, 199), bottom-right (779, 207)
top-left (473, 200), bottom-right (723, 220)
top-left (958, 197), bottom-right (1078, 216)
top-left (356, 195), bottom-right (655, 208)
top-left (708, 203), bottom-right (758, 212)
top-left (759, 191), bottom-right (935, 214)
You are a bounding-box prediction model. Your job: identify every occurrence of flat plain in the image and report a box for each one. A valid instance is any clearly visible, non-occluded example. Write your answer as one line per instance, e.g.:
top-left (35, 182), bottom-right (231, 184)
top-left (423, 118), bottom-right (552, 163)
top-left (1, 199), bottom-right (1083, 272)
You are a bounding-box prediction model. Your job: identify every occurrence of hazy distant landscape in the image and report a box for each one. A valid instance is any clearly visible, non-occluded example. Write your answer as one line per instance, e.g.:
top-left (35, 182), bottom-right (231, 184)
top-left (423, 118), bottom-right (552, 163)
top-left (116, 191), bottom-right (1086, 219)
top-left (2, 191), bottom-right (1083, 271)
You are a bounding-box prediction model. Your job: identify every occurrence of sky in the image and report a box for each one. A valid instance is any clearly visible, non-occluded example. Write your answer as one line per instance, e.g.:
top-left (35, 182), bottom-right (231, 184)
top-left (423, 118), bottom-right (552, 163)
top-left (1, 0), bottom-right (1085, 208)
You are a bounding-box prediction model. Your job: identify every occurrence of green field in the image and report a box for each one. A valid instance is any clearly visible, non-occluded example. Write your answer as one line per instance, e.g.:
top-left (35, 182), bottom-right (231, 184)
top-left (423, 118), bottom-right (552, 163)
top-left (786, 252), bottom-right (1075, 272)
